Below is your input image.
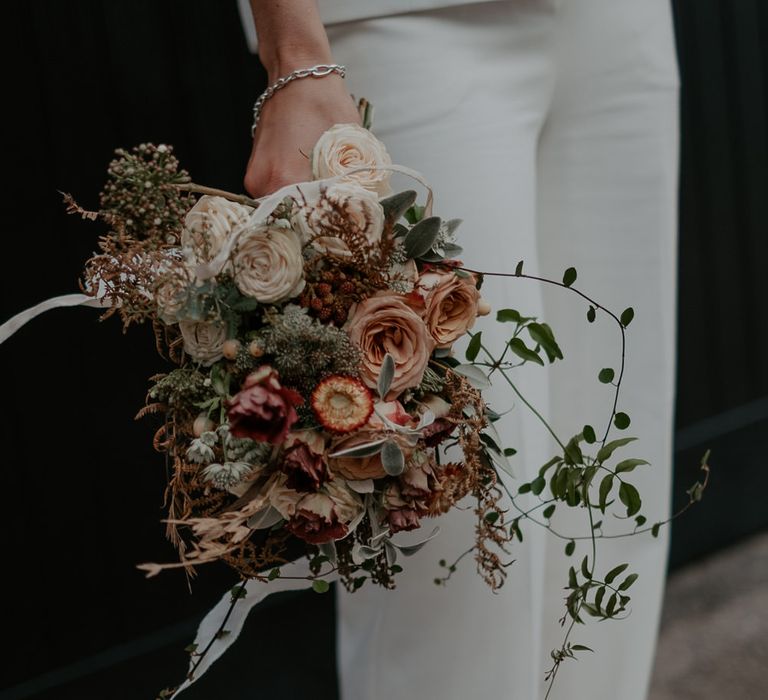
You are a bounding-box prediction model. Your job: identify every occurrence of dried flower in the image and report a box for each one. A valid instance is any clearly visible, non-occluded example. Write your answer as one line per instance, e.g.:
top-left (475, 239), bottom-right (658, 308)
top-left (202, 461), bottom-right (253, 489)
top-left (286, 479), bottom-right (363, 544)
top-left (311, 376), bottom-right (374, 433)
top-left (227, 366), bottom-right (303, 444)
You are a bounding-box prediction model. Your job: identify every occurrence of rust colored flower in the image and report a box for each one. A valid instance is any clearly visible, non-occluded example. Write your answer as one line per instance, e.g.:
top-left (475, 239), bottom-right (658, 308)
top-left (416, 270), bottom-right (481, 348)
top-left (227, 366), bottom-right (303, 445)
top-left (345, 291), bottom-right (435, 399)
top-left (286, 480), bottom-right (363, 544)
top-left (311, 375), bottom-right (374, 433)
top-left (281, 439), bottom-right (329, 492)
top-left (386, 507), bottom-right (422, 534)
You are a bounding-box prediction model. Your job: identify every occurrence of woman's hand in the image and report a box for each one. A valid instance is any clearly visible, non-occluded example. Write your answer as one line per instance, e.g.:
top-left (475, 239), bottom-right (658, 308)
top-left (244, 71), bottom-right (362, 198)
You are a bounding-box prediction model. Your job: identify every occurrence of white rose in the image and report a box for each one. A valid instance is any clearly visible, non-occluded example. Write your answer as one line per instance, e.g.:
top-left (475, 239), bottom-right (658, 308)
top-left (311, 123), bottom-right (393, 197)
top-left (232, 220), bottom-right (305, 303)
top-left (295, 182), bottom-right (385, 257)
top-left (179, 319), bottom-right (227, 366)
top-left (182, 195), bottom-right (253, 263)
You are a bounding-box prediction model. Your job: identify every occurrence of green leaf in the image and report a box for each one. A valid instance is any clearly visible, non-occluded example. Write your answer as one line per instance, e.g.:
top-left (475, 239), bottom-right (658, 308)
top-left (527, 322), bottom-right (564, 362)
top-left (571, 644), bottom-right (593, 653)
top-left (635, 515), bottom-right (647, 527)
top-left (403, 216), bottom-right (441, 258)
top-left (615, 458), bottom-right (648, 473)
top-left (377, 353), bottom-right (395, 399)
top-left (581, 556), bottom-right (591, 579)
top-left (604, 563), bottom-right (629, 585)
top-left (381, 440), bottom-right (405, 476)
top-left (380, 190), bottom-right (417, 224)
top-left (618, 573), bottom-right (639, 591)
top-left (587, 305), bottom-right (596, 323)
top-left (565, 540), bottom-right (576, 556)
top-left (312, 579), bottom-right (330, 593)
top-left (568, 566), bottom-right (578, 588)
top-left (504, 447), bottom-right (517, 457)
top-left (563, 436), bottom-right (584, 466)
top-left (598, 367), bottom-right (615, 384)
top-left (582, 425), bottom-right (596, 444)
top-left (496, 308), bottom-right (522, 323)
top-left (606, 593), bottom-right (618, 617)
top-left (562, 267), bottom-right (578, 287)
top-left (651, 523), bottom-right (662, 538)
top-left (543, 504), bottom-right (556, 519)
top-left (531, 475), bottom-right (546, 495)
top-left (518, 482), bottom-right (532, 494)
top-left (619, 482), bottom-right (642, 516)
top-left (596, 437), bottom-right (637, 463)
top-left (599, 474), bottom-right (614, 513)
top-left (465, 332), bottom-right (482, 362)
top-left (508, 337), bottom-right (544, 366)
top-left (268, 568), bottom-right (281, 580)
top-left (484, 511), bottom-right (500, 524)
top-left (620, 307), bottom-right (635, 327)
top-left (515, 260), bottom-right (524, 276)
top-left (614, 412), bottom-right (631, 430)
top-left (595, 586), bottom-right (606, 611)
top-left (404, 203), bottom-right (426, 224)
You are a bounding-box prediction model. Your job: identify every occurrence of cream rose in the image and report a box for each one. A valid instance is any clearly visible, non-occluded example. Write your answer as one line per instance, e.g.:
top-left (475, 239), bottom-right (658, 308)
top-left (182, 195), bottom-right (252, 263)
top-left (232, 220), bottom-right (305, 303)
top-left (311, 123), bottom-right (393, 197)
top-left (346, 292), bottom-right (435, 399)
top-left (417, 271), bottom-right (481, 348)
top-left (296, 182), bottom-right (385, 257)
top-left (179, 319), bottom-right (227, 366)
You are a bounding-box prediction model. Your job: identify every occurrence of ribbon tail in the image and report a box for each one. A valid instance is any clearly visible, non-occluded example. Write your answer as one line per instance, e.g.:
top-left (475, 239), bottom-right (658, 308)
top-left (0, 293), bottom-right (109, 345)
top-left (171, 558), bottom-right (336, 698)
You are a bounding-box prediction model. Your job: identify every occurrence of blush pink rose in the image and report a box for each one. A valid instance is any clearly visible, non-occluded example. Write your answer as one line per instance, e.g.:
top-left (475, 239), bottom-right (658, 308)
top-left (227, 366), bottom-right (303, 444)
top-left (417, 271), bottom-right (481, 348)
top-left (346, 292), bottom-right (435, 400)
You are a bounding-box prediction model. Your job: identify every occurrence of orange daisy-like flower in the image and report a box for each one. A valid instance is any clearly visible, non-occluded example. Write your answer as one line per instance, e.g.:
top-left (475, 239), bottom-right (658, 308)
top-left (312, 376), bottom-right (374, 433)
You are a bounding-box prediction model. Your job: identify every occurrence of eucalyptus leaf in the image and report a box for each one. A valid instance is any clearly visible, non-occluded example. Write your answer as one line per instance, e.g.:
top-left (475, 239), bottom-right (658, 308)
top-left (329, 439), bottom-right (387, 459)
top-left (378, 353), bottom-right (395, 399)
top-left (441, 243), bottom-right (464, 258)
top-left (381, 440), bottom-right (405, 476)
top-left (347, 478), bottom-right (375, 494)
top-left (380, 190), bottom-right (417, 224)
top-left (403, 216), bottom-right (441, 259)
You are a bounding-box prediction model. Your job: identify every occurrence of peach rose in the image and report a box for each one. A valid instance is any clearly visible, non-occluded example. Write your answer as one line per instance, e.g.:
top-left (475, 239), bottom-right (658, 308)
top-left (417, 271), bottom-right (481, 348)
top-left (311, 123), bottom-right (393, 197)
top-left (345, 292), bottom-right (435, 399)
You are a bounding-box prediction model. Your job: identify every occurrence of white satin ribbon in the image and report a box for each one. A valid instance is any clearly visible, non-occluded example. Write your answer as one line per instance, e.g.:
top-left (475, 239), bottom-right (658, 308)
top-left (0, 293), bottom-right (110, 345)
top-left (170, 558), bottom-right (337, 698)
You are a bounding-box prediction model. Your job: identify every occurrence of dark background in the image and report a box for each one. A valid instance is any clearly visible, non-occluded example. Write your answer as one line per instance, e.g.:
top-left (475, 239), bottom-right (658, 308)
top-left (1, 1), bottom-right (766, 698)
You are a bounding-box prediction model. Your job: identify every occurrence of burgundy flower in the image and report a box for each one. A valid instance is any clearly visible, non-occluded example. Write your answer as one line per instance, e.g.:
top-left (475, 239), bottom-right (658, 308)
top-left (386, 507), bottom-right (422, 534)
top-left (227, 366), bottom-right (303, 444)
top-left (281, 442), bottom-right (329, 492)
top-left (286, 482), bottom-right (363, 544)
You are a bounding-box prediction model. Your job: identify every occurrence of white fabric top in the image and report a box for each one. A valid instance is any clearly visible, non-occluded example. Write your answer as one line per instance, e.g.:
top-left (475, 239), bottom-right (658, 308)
top-left (236, 0), bottom-right (491, 54)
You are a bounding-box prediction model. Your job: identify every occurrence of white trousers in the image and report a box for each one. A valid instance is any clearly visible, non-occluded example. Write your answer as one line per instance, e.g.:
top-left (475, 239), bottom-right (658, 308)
top-left (326, 2), bottom-right (680, 699)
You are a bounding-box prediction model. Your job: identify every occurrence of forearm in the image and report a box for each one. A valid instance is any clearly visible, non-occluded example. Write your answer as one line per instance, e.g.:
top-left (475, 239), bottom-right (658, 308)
top-left (250, 1), bottom-right (334, 80)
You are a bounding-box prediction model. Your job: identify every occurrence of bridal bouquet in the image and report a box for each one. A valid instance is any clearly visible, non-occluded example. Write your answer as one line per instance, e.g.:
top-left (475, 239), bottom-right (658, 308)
top-left (68, 126), bottom-right (514, 593)
top-left (1, 102), bottom-right (708, 697)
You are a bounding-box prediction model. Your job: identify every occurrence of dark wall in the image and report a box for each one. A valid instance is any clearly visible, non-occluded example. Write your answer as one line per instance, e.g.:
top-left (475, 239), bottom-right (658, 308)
top-left (1, 0), bottom-right (766, 698)
top-left (669, 0), bottom-right (768, 567)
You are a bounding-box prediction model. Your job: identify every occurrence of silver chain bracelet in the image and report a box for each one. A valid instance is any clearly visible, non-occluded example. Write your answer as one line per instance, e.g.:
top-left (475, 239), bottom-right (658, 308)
top-left (251, 63), bottom-right (347, 136)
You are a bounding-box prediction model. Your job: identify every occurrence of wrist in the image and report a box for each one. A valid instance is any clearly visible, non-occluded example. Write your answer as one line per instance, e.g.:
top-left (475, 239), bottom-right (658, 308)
top-left (259, 43), bottom-right (334, 83)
